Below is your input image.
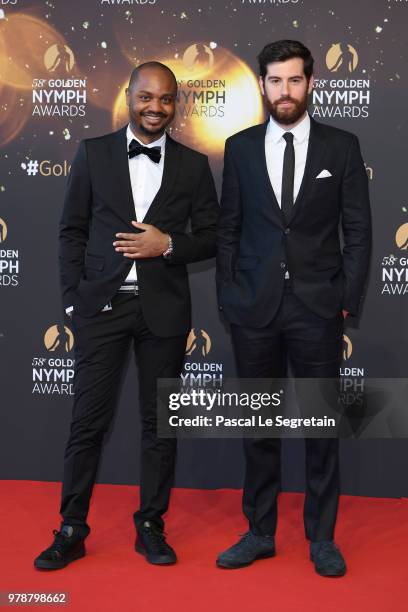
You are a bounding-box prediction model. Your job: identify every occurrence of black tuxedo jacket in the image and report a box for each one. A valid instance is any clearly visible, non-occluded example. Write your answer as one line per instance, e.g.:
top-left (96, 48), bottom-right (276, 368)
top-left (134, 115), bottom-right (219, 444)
top-left (216, 116), bottom-right (372, 326)
top-left (59, 126), bottom-right (219, 337)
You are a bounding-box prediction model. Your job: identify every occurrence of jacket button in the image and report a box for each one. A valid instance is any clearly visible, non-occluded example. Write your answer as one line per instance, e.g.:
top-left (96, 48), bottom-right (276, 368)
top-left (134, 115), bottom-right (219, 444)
top-left (284, 228), bottom-right (290, 235)
top-left (280, 262), bottom-right (286, 269)
top-left (219, 306), bottom-right (223, 311)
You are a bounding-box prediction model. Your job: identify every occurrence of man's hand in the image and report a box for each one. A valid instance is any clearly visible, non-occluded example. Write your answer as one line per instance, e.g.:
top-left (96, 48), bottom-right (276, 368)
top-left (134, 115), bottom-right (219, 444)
top-left (342, 310), bottom-right (349, 319)
top-left (113, 221), bottom-right (169, 259)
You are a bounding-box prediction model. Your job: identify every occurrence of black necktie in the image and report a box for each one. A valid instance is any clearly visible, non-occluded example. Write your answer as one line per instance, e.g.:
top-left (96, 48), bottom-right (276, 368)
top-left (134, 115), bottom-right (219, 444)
top-left (281, 132), bottom-right (295, 222)
top-left (128, 139), bottom-right (162, 164)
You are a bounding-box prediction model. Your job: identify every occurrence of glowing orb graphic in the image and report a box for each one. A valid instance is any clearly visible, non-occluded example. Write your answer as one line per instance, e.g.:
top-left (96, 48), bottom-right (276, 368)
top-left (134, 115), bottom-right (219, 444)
top-left (0, 84), bottom-right (31, 147)
top-left (113, 45), bottom-right (263, 156)
top-left (0, 14), bottom-right (67, 89)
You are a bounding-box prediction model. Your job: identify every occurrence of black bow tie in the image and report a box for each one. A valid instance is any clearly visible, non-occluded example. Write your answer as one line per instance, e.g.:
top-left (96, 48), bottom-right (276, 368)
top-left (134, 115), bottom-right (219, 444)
top-left (128, 139), bottom-right (162, 163)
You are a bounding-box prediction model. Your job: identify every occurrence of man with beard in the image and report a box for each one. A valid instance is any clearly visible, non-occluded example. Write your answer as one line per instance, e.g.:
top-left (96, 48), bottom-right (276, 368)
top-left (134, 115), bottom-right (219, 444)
top-left (216, 40), bottom-right (371, 575)
top-left (34, 62), bottom-right (218, 569)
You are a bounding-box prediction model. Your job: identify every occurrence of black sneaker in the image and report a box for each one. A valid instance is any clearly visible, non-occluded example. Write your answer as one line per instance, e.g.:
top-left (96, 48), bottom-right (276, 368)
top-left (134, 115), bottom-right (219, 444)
top-left (310, 540), bottom-right (347, 577)
top-left (135, 521), bottom-right (177, 565)
top-left (216, 531), bottom-right (276, 569)
top-left (34, 526), bottom-right (86, 570)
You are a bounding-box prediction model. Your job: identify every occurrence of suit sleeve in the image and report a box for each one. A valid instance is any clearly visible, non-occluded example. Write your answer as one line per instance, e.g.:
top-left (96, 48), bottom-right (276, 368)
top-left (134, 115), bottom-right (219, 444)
top-left (341, 135), bottom-right (372, 315)
top-left (167, 156), bottom-right (219, 264)
top-left (59, 140), bottom-right (92, 309)
top-left (216, 138), bottom-right (242, 286)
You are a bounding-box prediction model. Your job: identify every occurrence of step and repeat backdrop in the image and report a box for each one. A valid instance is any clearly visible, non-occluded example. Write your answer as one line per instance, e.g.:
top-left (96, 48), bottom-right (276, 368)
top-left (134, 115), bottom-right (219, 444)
top-left (0, 0), bottom-right (407, 497)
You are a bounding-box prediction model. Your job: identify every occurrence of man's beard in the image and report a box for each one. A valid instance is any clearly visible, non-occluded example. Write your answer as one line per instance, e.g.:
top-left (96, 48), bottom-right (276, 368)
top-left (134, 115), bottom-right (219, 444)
top-left (139, 122), bottom-right (165, 136)
top-left (267, 94), bottom-right (308, 126)
top-left (139, 114), bottom-right (168, 135)
top-left (132, 111), bottom-right (172, 136)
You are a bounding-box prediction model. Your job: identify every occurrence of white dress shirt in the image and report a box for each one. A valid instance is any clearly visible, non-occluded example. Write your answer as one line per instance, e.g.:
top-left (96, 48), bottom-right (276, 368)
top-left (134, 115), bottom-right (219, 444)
top-left (265, 112), bottom-right (310, 207)
top-left (265, 112), bottom-right (310, 279)
top-left (125, 124), bottom-right (166, 283)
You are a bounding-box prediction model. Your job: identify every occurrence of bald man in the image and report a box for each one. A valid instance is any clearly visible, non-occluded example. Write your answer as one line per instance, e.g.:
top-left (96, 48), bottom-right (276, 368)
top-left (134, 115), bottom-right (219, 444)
top-left (34, 62), bottom-right (219, 570)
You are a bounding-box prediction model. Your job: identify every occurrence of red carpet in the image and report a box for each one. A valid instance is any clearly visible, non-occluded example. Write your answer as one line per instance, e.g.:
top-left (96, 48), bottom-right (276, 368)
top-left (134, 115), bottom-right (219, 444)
top-left (0, 481), bottom-right (407, 612)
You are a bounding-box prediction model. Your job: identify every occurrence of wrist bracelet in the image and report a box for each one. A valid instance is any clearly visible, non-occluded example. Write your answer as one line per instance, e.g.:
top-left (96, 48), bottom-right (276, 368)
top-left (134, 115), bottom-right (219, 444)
top-left (163, 234), bottom-right (173, 258)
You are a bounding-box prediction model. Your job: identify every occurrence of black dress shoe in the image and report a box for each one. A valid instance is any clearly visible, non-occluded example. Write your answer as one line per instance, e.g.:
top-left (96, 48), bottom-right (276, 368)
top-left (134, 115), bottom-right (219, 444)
top-left (135, 521), bottom-right (177, 565)
top-left (310, 541), bottom-right (347, 577)
top-left (216, 531), bottom-right (276, 569)
top-left (34, 526), bottom-right (86, 570)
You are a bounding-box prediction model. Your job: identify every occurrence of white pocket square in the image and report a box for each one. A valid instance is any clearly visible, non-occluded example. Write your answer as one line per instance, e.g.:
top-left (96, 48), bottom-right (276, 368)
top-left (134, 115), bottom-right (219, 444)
top-left (316, 169), bottom-right (332, 179)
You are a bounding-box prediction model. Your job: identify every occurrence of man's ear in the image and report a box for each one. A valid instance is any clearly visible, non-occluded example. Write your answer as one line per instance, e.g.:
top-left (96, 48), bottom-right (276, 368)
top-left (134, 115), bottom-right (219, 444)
top-left (258, 76), bottom-right (265, 96)
top-left (308, 75), bottom-right (314, 95)
top-left (125, 87), bottom-right (130, 108)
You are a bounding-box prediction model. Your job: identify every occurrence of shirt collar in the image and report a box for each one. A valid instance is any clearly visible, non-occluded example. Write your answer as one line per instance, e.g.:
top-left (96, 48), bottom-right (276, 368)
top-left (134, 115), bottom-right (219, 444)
top-left (266, 112), bottom-right (310, 145)
top-left (126, 124), bottom-right (166, 151)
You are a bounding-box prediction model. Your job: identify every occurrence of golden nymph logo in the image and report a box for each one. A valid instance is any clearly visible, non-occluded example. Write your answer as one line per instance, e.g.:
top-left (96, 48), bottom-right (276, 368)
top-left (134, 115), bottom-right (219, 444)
top-left (32, 325), bottom-right (75, 395)
top-left (342, 334), bottom-right (353, 361)
top-left (340, 334), bottom-right (365, 408)
top-left (381, 223), bottom-right (408, 296)
top-left (0, 217), bottom-right (19, 287)
top-left (341, 333), bottom-right (365, 375)
top-left (395, 223), bottom-right (408, 251)
top-left (44, 325), bottom-right (74, 353)
top-left (312, 42), bottom-right (370, 119)
top-left (183, 44), bottom-right (215, 72)
top-left (44, 44), bottom-right (75, 74)
top-left (340, 333), bottom-right (365, 404)
top-left (326, 43), bottom-right (359, 74)
top-left (33, 44), bottom-right (86, 118)
top-left (182, 326), bottom-right (223, 387)
top-left (0, 218), bottom-right (7, 243)
top-left (186, 328), bottom-right (211, 358)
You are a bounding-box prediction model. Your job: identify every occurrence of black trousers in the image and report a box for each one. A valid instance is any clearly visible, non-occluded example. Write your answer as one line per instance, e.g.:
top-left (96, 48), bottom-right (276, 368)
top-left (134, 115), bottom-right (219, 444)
top-left (60, 293), bottom-right (187, 536)
top-left (231, 283), bottom-right (343, 542)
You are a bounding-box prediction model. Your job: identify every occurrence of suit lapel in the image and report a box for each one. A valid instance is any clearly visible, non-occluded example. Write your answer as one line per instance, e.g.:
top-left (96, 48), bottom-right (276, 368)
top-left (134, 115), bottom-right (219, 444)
top-left (109, 126), bottom-right (136, 224)
top-left (143, 134), bottom-right (181, 224)
top-left (288, 117), bottom-right (327, 223)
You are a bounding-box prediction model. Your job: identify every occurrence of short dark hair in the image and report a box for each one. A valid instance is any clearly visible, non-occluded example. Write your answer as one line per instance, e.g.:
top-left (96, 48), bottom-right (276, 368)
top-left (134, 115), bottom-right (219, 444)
top-left (257, 40), bottom-right (314, 81)
top-left (128, 61), bottom-right (178, 91)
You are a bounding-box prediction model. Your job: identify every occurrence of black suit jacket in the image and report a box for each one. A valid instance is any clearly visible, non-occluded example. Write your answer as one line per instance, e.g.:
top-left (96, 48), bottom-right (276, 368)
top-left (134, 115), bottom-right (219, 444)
top-left (216, 116), bottom-right (371, 326)
top-left (59, 126), bottom-right (219, 337)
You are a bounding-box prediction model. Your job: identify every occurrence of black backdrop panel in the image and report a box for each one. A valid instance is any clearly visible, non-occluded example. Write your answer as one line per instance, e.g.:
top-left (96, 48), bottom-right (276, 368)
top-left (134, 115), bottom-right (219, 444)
top-left (0, 0), bottom-right (407, 497)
